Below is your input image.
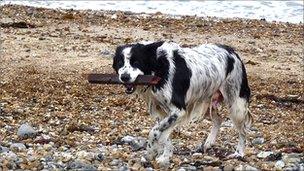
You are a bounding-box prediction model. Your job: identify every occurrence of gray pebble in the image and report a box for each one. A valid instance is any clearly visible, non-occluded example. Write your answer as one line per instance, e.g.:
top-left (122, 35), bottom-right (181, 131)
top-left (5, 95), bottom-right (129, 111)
top-left (110, 159), bottom-right (123, 166)
top-left (275, 160), bottom-right (285, 169)
top-left (252, 137), bottom-right (265, 145)
top-left (10, 143), bottom-right (26, 151)
top-left (0, 151), bottom-right (18, 161)
top-left (119, 165), bottom-right (129, 171)
top-left (0, 146), bottom-right (9, 153)
top-left (100, 49), bottom-right (112, 56)
top-left (146, 167), bottom-right (154, 171)
top-left (257, 151), bottom-right (273, 158)
top-left (66, 161), bottom-right (97, 171)
top-left (121, 136), bottom-right (147, 151)
top-left (235, 164), bottom-right (259, 171)
top-left (17, 123), bottom-right (37, 138)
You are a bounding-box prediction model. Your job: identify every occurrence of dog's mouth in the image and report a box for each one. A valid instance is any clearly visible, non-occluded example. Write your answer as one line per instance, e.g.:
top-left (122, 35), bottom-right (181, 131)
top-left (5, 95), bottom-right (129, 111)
top-left (124, 84), bottom-right (136, 94)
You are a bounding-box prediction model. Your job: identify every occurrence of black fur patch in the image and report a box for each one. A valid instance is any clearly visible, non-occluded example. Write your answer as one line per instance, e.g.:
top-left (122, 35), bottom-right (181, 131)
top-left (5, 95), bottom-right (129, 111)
top-left (159, 114), bottom-right (177, 132)
top-left (129, 41), bottom-right (164, 75)
top-left (171, 50), bottom-right (192, 109)
top-left (239, 64), bottom-right (251, 102)
top-left (216, 44), bottom-right (250, 101)
top-left (154, 50), bottom-right (170, 90)
top-left (226, 56), bottom-right (235, 76)
top-left (167, 114), bottom-right (178, 124)
top-left (112, 45), bottom-right (131, 73)
top-left (216, 44), bottom-right (235, 76)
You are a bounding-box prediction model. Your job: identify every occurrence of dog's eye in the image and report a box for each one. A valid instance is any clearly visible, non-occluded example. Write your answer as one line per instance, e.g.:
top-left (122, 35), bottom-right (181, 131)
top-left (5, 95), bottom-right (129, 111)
top-left (131, 61), bottom-right (140, 68)
top-left (117, 61), bottom-right (123, 68)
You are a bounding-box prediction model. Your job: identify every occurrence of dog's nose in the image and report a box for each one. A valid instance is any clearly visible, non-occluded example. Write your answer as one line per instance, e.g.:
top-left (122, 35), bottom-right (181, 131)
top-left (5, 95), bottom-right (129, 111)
top-left (120, 73), bottom-right (131, 82)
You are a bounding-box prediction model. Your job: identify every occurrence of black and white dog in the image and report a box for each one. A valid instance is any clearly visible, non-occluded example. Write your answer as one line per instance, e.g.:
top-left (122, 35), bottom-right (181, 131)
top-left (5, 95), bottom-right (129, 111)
top-left (112, 41), bottom-right (252, 166)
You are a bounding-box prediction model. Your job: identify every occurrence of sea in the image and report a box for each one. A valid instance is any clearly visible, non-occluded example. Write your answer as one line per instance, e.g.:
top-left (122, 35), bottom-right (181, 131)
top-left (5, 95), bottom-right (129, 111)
top-left (1, 1), bottom-right (303, 24)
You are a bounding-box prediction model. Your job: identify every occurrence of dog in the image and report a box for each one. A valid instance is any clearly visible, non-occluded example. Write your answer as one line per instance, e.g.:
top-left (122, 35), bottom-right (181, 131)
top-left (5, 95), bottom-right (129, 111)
top-left (112, 41), bottom-right (252, 166)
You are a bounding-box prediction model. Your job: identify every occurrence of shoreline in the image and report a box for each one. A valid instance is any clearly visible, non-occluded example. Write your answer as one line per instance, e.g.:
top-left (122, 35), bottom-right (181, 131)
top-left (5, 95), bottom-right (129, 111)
top-left (2, 1), bottom-right (304, 24)
top-left (0, 4), bottom-right (303, 170)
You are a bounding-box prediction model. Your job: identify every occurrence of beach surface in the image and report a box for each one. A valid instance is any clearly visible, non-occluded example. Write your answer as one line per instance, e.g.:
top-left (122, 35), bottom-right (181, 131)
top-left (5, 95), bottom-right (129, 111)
top-left (0, 5), bottom-right (303, 170)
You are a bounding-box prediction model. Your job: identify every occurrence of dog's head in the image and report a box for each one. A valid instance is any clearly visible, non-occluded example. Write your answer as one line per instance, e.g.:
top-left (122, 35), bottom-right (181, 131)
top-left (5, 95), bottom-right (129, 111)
top-left (112, 41), bottom-right (164, 94)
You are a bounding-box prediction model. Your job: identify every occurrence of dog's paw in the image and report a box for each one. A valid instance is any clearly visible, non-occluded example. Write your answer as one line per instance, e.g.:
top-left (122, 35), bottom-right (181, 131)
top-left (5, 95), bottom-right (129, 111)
top-left (203, 142), bottom-right (213, 153)
top-left (156, 155), bottom-right (170, 168)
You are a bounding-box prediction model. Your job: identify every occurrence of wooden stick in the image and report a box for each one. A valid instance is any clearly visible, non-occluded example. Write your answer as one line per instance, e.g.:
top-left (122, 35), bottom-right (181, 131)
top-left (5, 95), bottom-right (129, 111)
top-left (87, 74), bottom-right (161, 85)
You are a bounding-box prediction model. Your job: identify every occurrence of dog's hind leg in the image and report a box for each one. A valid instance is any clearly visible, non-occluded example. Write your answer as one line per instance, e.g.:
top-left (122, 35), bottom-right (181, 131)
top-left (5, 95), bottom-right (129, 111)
top-left (146, 107), bottom-right (186, 167)
top-left (203, 104), bottom-right (222, 152)
top-left (227, 97), bottom-right (251, 158)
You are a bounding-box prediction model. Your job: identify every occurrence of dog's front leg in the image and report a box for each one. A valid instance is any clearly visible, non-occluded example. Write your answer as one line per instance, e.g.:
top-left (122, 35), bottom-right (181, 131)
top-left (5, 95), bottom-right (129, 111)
top-left (146, 108), bottom-right (186, 167)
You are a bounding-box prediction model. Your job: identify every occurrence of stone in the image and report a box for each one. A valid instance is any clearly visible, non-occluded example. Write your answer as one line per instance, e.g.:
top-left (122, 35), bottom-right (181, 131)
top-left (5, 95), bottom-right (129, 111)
top-left (179, 165), bottom-right (197, 171)
top-left (257, 151), bottom-right (273, 158)
top-left (0, 146), bottom-right (9, 153)
top-left (222, 165), bottom-right (235, 171)
top-left (145, 167), bottom-right (154, 171)
top-left (10, 143), bottom-right (26, 151)
top-left (252, 137), bottom-right (265, 145)
top-left (119, 165), bottom-right (129, 171)
top-left (265, 152), bottom-right (282, 161)
top-left (61, 152), bottom-right (73, 162)
top-left (275, 160), bottom-right (285, 169)
top-left (76, 150), bottom-right (95, 161)
top-left (121, 135), bottom-right (135, 143)
top-left (0, 151), bottom-right (18, 161)
top-left (95, 153), bottom-right (104, 161)
top-left (282, 153), bottom-right (303, 165)
top-left (110, 159), bottom-right (123, 166)
top-left (121, 136), bottom-right (147, 151)
top-left (235, 164), bottom-right (259, 171)
top-left (17, 123), bottom-right (37, 138)
top-left (100, 49), bottom-right (112, 56)
top-left (66, 161), bottom-right (97, 171)
top-left (192, 152), bottom-right (203, 158)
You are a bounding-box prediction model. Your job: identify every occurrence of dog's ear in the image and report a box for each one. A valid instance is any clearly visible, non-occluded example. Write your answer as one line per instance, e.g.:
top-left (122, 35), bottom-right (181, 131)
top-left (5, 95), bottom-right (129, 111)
top-left (142, 41), bottom-right (164, 53)
top-left (112, 45), bottom-right (125, 71)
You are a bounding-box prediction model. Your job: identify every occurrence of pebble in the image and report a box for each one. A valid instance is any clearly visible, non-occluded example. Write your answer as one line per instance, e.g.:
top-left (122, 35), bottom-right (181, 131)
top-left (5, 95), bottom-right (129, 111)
top-left (146, 167), bottom-right (154, 171)
top-left (121, 135), bottom-right (135, 143)
top-left (66, 161), bottom-right (97, 171)
top-left (0, 146), bottom-right (9, 153)
top-left (61, 152), bottom-right (73, 162)
top-left (257, 151), bottom-right (274, 158)
top-left (235, 164), bottom-right (259, 171)
top-left (76, 150), bottom-right (95, 161)
top-left (252, 137), bottom-right (265, 145)
top-left (95, 153), bottom-right (104, 161)
top-left (275, 160), bottom-right (285, 169)
top-left (265, 152), bottom-right (282, 161)
top-left (10, 143), bottom-right (26, 151)
top-left (17, 123), bottom-right (37, 138)
top-left (100, 49), bottom-right (112, 56)
top-left (110, 159), bottom-right (123, 166)
top-left (179, 165), bottom-right (197, 171)
top-left (0, 151), bottom-right (18, 161)
top-left (119, 165), bottom-right (129, 171)
top-left (121, 136), bottom-right (147, 151)
top-left (283, 153), bottom-right (302, 164)
top-left (192, 152), bottom-right (203, 158)
top-left (221, 120), bottom-right (233, 127)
